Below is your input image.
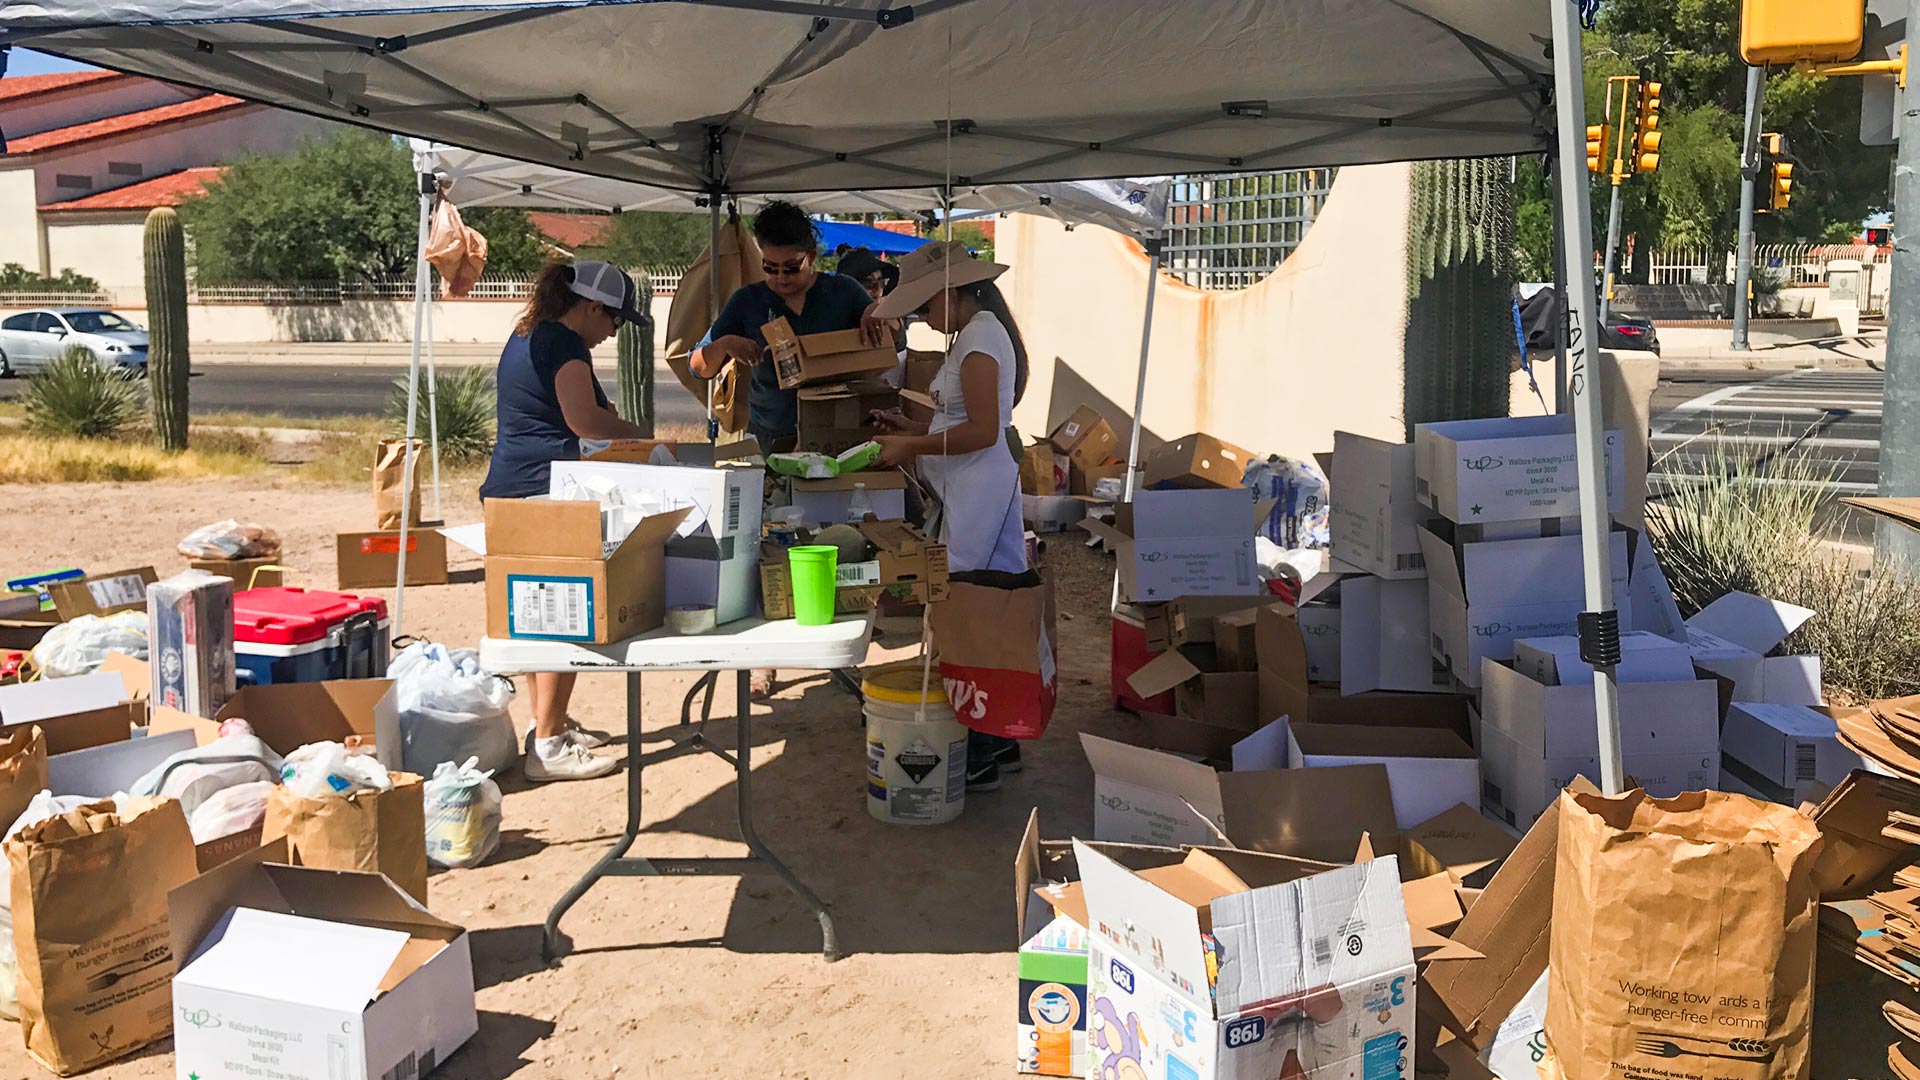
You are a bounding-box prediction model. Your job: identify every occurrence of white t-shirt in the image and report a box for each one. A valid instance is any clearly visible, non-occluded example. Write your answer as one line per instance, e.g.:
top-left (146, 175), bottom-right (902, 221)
top-left (929, 310), bottom-right (1017, 435)
top-left (918, 310), bottom-right (1027, 574)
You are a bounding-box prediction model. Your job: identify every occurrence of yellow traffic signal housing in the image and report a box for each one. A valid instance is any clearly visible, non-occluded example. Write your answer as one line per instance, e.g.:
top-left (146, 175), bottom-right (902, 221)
top-left (1586, 124), bottom-right (1608, 174)
top-left (1740, 0), bottom-right (1865, 64)
top-left (1772, 161), bottom-right (1795, 211)
top-left (1633, 80), bottom-right (1663, 173)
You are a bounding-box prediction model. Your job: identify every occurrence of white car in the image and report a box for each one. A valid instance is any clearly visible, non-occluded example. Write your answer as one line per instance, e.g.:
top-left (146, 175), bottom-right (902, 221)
top-left (0, 308), bottom-right (150, 377)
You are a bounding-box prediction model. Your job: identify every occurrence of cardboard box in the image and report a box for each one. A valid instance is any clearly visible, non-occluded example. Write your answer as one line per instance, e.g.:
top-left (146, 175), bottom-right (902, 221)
top-left (1340, 574), bottom-right (1452, 694)
top-left (1287, 722), bottom-right (1480, 829)
top-left (764, 316), bottom-right (896, 389)
top-left (1478, 659), bottom-right (1719, 829)
top-left (1046, 406), bottom-right (1120, 476)
top-left (1419, 522), bottom-right (1632, 689)
top-left (1210, 606), bottom-right (1267, 673)
top-left (170, 851), bottom-right (478, 1080)
top-left (1112, 605), bottom-right (1175, 715)
top-left (1511, 630), bottom-right (1695, 686)
top-left (1413, 415), bottom-right (1625, 524)
top-left (760, 520), bottom-right (949, 619)
top-left (1142, 596), bottom-right (1276, 653)
top-left (1023, 494), bottom-right (1091, 534)
top-left (1079, 842), bottom-right (1416, 1080)
top-left (1081, 488), bottom-right (1271, 603)
top-left (188, 556), bottom-right (284, 590)
top-left (1256, 604), bottom-right (1474, 743)
top-left (1407, 803), bottom-right (1519, 889)
top-left (1125, 649), bottom-right (1261, 732)
top-left (1021, 440), bottom-right (1063, 496)
top-left (1071, 457), bottom-right (1127, 498)
top-left (1722, 702), bottom-right (1869, 806)
top-left (1682, 590), bottom-right (1820, 703)
top-left (580, 437), bottom-right (679, 463)
top-left (796, 378), bottom-right (897, 456)
top-left (216, 678), bottom-right (403, 771)
top-left (1141, 432), bottom-right (1252, 490)
top-left (47, 565), bottom-right (158, 619)
top-left (336, 530), bottom-right (450, 591)
top-left (0, 607), bottom-right (59, 651)
top-left (1330, 431), bottom-right (1429, 579)
top-left (0, 671), bottom-right (137, 754)
top-left (483, 497), bottom-right (689, 643)
top-left (789, 471), bottom-right (908, 526)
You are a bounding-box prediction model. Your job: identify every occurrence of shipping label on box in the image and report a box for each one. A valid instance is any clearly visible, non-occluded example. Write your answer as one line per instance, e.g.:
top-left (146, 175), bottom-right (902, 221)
top-left (1048, 406), bottom-right (1119, 474)
top-left (1721, 702), bottom-right (1868, 805)
top-left (48, 566), bottom-right (159, 619)
top-left (1414, 415), bottom-right (1625, 524)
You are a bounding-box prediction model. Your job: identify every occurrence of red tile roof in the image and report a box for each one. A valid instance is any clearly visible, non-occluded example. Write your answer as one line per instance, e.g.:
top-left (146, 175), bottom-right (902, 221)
top-left (0, 71), bottom-right (126, 104)
top-left (5, 94), bottom-right (250, 156)
top-left (526, 211), bottom-right (613, 251)
top-left (39, 166), bottom-right (226, 212)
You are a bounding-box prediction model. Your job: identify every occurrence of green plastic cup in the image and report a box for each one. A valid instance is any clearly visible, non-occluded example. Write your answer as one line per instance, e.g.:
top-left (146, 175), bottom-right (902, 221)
top-left (787, 545), bottom-right (839, 626)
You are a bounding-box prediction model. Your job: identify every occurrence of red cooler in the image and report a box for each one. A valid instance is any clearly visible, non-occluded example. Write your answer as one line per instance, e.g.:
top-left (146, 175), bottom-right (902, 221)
top-left (1111, 604), bottom-right (1175, 714)
top-left (232, 587), bottom-right (389, 686)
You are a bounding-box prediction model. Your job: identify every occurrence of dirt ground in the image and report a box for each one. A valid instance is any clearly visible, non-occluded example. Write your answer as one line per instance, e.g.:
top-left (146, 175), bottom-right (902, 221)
top-left (0, 475), bottom-right (1148, 1080)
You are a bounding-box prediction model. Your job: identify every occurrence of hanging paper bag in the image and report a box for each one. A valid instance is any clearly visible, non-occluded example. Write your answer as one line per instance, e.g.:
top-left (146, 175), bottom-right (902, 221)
top-left (928, 575), bottom-right (1057, 740)
top-left (374, 438), bottom-right (424, 529)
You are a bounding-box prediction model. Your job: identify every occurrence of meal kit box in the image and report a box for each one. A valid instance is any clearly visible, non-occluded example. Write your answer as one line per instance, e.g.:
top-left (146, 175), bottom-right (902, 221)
top-left (170, 849), bottom-right (478, 1080)
top-left (1081, 488), bottom-right (1272, 602)
top-left (1721, 702), bottom-right (1869, 806)
top-left (216, 678), bottom-right (403, 770)
top-left (1511, 629), bottom-right (1695, 687)
top-left (1477, 658), bottom-right (1719, 829)
top-left (483, 497), bottom-right (690, 643)
top-left (0, 670), bottom-right (139, 754)
top-left (336, 529), bottom-right (450, 591)
top-left (46, 565), bottom-right (158, 619)
top-left (1330, 431), bottom-right (1429, 579)
top-left (1047, 406), bottom-right (1120, 476)
top-left (764, 316), bottom-right (896, 389)
top-left (1286, 721), bottom-right (1480, 829)
top-left (1413, 415), bottom-right (1625, 524)
top-left (796, 378), bottom-right (898, 456)
top-left (1078, 842), bottom-right (1417, 1080)
top-left (760, 520), bottom-right (949, 619)
top-left (550, 460), bottom-right (765, 626)
top-left (1142, 432), bottom-right (1252, 490)
top-left (1681, 591), bottom-right (1820, 704)
top-left (789, 471), bottom-right (908, 526)
top-left (1419, 522), bottom-right (1632, 689)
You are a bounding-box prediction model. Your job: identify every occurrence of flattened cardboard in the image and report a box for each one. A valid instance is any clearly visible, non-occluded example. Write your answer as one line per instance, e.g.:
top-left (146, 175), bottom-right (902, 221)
top-left (98, 651), bottom-right (149, 701)
top-left (47, 727), bottom-right (197, 797)
top-left (1810, 769), bottom-right (1920, 896)
top-left (336, 529), bottom-right (450, 590)
top-left (216, 679), bottom-right (402, 770)
top-left (1843, 496), bottom-right (1920, 533)
top-left (1141, 432), bottom-right (1252, 490)
top-left (1286, 721), bottom-right (1480, 829)
top-left (47, 565), bottom-right (158, 619)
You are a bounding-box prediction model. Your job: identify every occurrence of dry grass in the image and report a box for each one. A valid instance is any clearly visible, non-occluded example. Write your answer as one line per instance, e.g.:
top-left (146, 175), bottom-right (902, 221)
top-left (0, 433), bottom-right (266, 483)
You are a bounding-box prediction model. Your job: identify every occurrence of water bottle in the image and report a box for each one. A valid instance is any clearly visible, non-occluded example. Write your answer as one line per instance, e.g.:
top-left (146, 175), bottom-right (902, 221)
top-left (847, 481), bottom-right (873, 523)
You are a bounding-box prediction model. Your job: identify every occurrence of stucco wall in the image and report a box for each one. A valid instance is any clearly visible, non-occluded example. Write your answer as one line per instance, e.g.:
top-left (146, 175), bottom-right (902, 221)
top-left (28, 107), bottom-right (332, 207)
top-left (1001, 162), bottom-right (1413, 464)
top-left (0, 168), bottom-right (42, 271)
top-left (42, 216), bottom-right (145, 288)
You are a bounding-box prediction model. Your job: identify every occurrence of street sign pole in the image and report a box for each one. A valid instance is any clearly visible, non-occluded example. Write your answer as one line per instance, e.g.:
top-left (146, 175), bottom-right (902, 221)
top-left (1732, 64), bottom-right (1765, 353)
top-left (1882, 49), bottom-right (1920, 565)
top-left (1600, 179), bottom-right (1624, 323)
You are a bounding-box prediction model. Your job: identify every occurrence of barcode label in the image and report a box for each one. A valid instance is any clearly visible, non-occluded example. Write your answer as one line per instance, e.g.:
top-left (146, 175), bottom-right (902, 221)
top-left (1795, 742), bottom-right (1818, 782)
top-left (1311, 936), bottom-right (1332, 965)
top-left (1394, 552), bottom-right (1426, 572)
top-left (836, 561), bottom-right (882, 587)
top-left (88, 573), bottom-right (146, 609)
top-left (381, 1050), bottom-right (417, 1080)
top-left (725, 483), bottom-right (743, 533)
top-left (509, 577), bottom-right (593, 639)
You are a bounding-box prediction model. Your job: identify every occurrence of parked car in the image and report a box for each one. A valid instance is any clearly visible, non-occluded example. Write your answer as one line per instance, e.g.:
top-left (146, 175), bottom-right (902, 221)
top-left (1517, 287), bottom-right (1661, 356)
top-left (0, 308), bottom-right (149, 376)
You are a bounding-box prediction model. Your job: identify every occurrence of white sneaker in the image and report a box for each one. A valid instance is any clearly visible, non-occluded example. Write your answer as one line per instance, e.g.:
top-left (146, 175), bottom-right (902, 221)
top-left (524, 740), bottom-right (619, 783)
top-left (564, 717), bottom-right (613, 749)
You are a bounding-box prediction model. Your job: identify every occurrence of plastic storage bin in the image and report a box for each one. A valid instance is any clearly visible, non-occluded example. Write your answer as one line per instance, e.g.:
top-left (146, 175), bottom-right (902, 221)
top-left (232, 587), bottom-right (389, 686)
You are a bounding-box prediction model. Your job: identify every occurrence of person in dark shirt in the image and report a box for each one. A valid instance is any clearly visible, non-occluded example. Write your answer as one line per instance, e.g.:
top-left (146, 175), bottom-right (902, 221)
top-left (689, 201), bottom-right (879, 451)
top-left (481, 259), bottom-right (651, 783)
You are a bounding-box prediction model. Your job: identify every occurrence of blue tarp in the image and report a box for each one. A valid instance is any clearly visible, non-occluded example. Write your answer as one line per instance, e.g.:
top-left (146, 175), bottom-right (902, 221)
top-left (815, 219), bottom-right (928, 256)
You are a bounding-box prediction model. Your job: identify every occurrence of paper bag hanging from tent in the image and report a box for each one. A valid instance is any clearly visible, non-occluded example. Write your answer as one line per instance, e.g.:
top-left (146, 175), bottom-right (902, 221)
top-left (424, 187), bottom-right (488, 297)
top-left (374, 438), bottom-right (424, 529)
top-left (927, 576), bottom-right (1057, 740)
top-left (9, 796), bottom-right (198, 1076)
top-left (664, 214), bottom-right (763, 431)
top-left (1545, 789), bottom-right (1823, 1080)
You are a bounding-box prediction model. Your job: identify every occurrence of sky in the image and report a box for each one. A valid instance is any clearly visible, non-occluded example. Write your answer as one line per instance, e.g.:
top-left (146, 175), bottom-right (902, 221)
top-left (6, 49), bottom-right (96, 76)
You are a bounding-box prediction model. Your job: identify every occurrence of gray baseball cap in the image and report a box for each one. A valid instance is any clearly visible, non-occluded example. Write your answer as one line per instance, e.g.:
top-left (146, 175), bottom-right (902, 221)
top-left (568, 260), bottom-right (648, 325)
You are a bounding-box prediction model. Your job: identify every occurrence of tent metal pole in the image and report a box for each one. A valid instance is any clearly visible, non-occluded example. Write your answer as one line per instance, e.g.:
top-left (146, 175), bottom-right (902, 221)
top-left (395, 172), bottom-right (434, 638)
top-left (1112, 239), bottom-right (1162, 614)
top-left (424, 263), bottom-right (443, 522)
top-left (708, 197), bottom-right (721, 444)
top-left (1548, 0), bottom-right (1625, 794)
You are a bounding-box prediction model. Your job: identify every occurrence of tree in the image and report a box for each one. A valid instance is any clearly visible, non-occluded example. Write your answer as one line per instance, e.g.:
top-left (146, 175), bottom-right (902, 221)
top-left (182, 128), bottom-right (417, 284)
top-left (464, 208), bottom-right (549, 275)
top-left (593, 211), bottom-right (712, 268)
top-left (0, 264), bottom-right (101, 293)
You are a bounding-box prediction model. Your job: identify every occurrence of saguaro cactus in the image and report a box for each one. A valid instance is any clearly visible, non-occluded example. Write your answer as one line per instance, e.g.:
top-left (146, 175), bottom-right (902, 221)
top-left (616, 273), bottom-right (655, 437)
top-left (1402, 158), bottom-right (1516, 435)
top-left (144, 206), bottom-right (190, 450)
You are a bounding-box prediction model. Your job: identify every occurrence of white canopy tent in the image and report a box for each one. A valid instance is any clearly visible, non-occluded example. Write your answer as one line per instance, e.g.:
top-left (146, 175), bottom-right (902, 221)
top-left (2, 0), bottom-right (1629, 789)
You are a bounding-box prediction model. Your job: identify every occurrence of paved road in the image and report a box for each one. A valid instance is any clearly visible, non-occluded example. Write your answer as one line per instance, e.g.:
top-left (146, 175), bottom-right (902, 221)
top-left (0, 361), bottom-right (711, 428)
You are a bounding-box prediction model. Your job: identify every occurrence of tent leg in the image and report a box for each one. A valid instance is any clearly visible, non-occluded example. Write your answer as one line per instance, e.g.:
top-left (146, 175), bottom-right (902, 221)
top-left (396, 174), bottom-right (433, 637)
top-left (1111, 242), bottom-right (1162, 614)
top-left (425, 283), bottom-right (443, 523)
top-left (1549, 0), bottom-right (1624, 794)
top-left (707, 199), bottom-right (721, 445)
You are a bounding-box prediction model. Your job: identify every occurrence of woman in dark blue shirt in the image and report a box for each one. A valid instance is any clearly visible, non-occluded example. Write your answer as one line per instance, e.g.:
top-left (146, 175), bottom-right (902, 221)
top-left (482, 259), bottom-right (650, 782)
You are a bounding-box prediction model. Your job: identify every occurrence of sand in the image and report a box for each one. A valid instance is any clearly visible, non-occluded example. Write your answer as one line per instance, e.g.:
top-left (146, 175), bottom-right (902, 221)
top-left (0, 475), bottom-right (1139, 1079)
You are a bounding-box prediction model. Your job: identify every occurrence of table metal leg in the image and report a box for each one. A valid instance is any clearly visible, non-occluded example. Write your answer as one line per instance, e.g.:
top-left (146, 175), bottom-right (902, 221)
top-left (731, 668), bottom-right (843, 961)
top-left (543, 671), bottom-right (644, 963)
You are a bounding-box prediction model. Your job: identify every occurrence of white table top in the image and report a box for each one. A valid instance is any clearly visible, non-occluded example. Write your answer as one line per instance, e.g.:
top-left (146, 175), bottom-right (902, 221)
top-left (477, 613), bottom-right (876, 674)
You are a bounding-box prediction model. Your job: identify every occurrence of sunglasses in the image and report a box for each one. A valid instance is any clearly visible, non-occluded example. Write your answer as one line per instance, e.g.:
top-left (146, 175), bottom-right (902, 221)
top-left (603, 304), bottom-right (625, 329)
top-left (762, 258), bottom-right (809, 277)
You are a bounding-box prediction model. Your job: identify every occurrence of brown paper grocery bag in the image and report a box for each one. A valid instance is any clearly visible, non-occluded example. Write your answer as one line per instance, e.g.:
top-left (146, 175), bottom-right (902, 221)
top-left (1545, 789), bottom-right (1823, 1080)
top-left (9, 796), bottom-right (197, 1076)
top-left (373, 438), bottom-right (424, 529)
top-left (263, 772), bottom-right (427, 905)
top-left (0, 725), bottom-right (48, 832)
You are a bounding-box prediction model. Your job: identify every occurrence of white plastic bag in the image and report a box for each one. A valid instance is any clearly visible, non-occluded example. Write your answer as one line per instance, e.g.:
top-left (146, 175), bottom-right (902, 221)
top-left (0, 791), bottom-right (111, 914)
top-left (423, 758), bottom-right (501, 869)
top-left (390, 642), bottom-right (519, 775)
top-left (1243, 455), bottom-right (1330, 550)
top-left (127, 734), bottom-right (281, 818)
top-left (177, 519), bottom-right (282, 560)
top-left (30, 611), bottom-right (147, 678)
top-left (280, 742), bottom-right (393, 798)
top-left (187, 780), bottom-right (275, 845)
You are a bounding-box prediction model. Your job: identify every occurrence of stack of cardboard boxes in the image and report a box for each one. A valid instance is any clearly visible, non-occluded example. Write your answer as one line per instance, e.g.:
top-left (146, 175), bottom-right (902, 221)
top-left (765, 314), bottom-right (913, 526)
top-left (1022, 406), bottom-right (1125, 533)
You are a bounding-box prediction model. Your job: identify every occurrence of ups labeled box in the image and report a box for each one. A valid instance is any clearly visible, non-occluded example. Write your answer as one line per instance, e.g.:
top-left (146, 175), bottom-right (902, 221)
top-left (1078, 842), bottom-right (1416, 1080)
top-left (483, 499), bottom-right (689, 643)
top-left (1081, 488), bottom-right (1271, 603)
top-left (764, 317), bottom-right (896, 390)
top-left (1413, 415), bottom-right (1624, 524)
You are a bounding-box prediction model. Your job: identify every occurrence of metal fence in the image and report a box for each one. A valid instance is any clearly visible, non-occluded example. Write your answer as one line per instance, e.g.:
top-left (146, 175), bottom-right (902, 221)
top-left (1641, 243), bottom-right (1888, 314)
top-left (0, 265), bottom-right (690, 308)
top-left (1164, 169), bottom-right (1338, 290)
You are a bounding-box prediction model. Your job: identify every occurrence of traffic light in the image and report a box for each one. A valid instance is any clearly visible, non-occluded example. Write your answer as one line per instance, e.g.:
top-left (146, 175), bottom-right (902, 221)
top-left (1587, 124), bottom-right (1609, 174)
top-left (1757, 132), bottom-right (1793, 213)
top-left (1740, 0), bottom-right (1865, 64)
top-left (1632, 80), bottom-right (1663, 173)
top-left (1772, 160), bottom-right (1796, 212)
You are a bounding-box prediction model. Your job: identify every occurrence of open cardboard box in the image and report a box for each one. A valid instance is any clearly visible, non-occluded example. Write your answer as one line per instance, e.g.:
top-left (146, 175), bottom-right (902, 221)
top-left (1722, 702), bottom-right (1872, 807)
top-left (764, 316), bottom-right (896, 389)
top-left (483, 497), bottom-right (690, 643)
top-left (1256, 605), bottom-right (1474, 745)
top-left (0, 670), bottom-right (139, 754)
top-left (1124, 649), bottom-right (1261, 732)
top-left (1286, 721), bottom-right (1480, 829)
top-left (170, 844), bottom-right (478, 1080)
top-left (761, 520), bottom-right (950, 619)
top-left (47, 565), bottom-right (158, 619)
top-left (789, 470), bottom-right (909, 526)
top-left (1080, 488), bottom-right (1274, 603)
top-left (1330, 431), bottom-right (1429, 580)
top-left (796, 378), bottom-right (898, 456)
top-left (1141, 432), bottom-right (1251, 490)
top-left (209, 678), bottom-right (402, 771)
top-left (1413, 414), bottom-right (1625, 524)
top-left (1046, 405), bottom-right (1119, 478)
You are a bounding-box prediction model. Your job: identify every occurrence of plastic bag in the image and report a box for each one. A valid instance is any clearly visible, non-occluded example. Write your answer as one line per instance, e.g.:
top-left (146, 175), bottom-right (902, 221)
top-left (280, 742), bottom-right (393, 798)
top-left (390, 642), bottom-right (519, 775)
top-left (0, 791), bottom-right (110, 913)
top-left (1243, 455), bottom-right (1330, 550)
top-left (187, 780), bottom-right (274, 845)
top-left (767, 452), bottom-right (839, 479)
top-left (177, 519), bottom-right (282, 560)
top-left (423, 757), bottom-right (501, 869)
top-left (30, 611), bottom-right (147, 678)
top-left (126, 733), bottom-right (281, 818)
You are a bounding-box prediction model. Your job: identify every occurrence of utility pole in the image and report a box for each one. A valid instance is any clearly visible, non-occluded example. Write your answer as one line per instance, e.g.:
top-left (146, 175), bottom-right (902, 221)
top-left (1731, 64), bottom-right (1765, 352)
top-left (1885, 58), bottom-right (1920, 564)
top-left (1597, 76), bottom-right (1633, 324)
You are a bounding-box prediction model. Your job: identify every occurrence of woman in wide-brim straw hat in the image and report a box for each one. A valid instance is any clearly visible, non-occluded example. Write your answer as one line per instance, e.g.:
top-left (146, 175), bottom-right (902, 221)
top-left (866, 238), bottom-right (1033, 789)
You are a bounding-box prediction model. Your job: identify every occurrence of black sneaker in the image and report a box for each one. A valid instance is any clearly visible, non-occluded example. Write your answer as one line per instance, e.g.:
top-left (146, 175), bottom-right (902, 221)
top-left (966, 759), bottom-right (1002, 792)
top-left (995, 741), bottom-right (1024, 774)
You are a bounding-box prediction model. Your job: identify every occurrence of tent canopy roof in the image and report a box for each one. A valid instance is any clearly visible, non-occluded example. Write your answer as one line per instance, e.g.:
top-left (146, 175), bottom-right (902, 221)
top-left (10, 1), bottom-right (1552, 197)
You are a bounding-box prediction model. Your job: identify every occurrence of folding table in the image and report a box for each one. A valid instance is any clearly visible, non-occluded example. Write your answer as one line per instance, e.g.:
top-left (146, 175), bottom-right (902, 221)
top-left (478, 613), bottom-right (874, 962)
